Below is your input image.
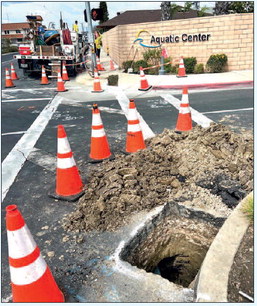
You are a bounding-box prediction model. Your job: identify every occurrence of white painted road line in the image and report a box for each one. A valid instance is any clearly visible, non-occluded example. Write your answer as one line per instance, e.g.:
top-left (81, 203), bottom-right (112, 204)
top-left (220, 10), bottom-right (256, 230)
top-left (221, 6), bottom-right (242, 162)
top-left (2, 95), bottom-right (63, 201)
top-left (161, 93), bottom-right (213, 128)
top-left (202, 108), bottom-right (253, 114)
top-left (2, 98), bottom-right (51, 103)
top-left (2, 87), bottom-right (81, 93)
top-left (111, 87), bottom-right (155, 139)
top-left (2, 131), bottom-right (26, 136)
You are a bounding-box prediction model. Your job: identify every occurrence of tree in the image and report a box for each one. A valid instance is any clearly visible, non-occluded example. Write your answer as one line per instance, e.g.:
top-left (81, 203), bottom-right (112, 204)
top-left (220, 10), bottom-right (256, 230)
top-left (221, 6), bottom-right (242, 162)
top-left (214, 1), bottom-right (254, 15)
top-left (197, 5), bottom-right (209, 17)
top-left (170, 3), bottom-right (181, 18)
top-left (161, 2), bottom-right (171, 20)
top-left (99, 2), bottom-right (109, 24)
top-left (183, 2), bottom-right (194, 12)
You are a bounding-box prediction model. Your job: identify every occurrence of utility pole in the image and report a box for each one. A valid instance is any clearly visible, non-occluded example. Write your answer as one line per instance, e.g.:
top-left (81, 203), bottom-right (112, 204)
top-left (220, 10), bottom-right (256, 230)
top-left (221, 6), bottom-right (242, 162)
top-left (85, 2), bottom-right (96, 71)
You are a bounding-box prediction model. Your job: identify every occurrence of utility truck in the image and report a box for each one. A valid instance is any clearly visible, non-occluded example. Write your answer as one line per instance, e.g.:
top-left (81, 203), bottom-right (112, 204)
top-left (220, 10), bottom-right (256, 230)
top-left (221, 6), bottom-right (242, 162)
top-left (13, 15), bottom-right (89, 77)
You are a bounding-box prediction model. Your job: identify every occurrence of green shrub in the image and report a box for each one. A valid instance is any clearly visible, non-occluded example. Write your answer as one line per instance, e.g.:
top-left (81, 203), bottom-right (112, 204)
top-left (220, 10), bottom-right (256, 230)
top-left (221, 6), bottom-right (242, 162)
top-left (143, 48), bottom-right (161, 75)
top-left (122, 60), bottom-right (134, 72)
top-left (133, 60), bottom-right (148, 74)
top-left (170, 64), bottom-right (179, 74)
top-left (206, 54), bottom-right (228, 73)
top-left (194, 63), bottom-right (205, 74)
top-left (183, 57), bottom-right (197, 74)
top-left (164, 57), bottom-right (172, 74)
top-left (107, 74), bottom-right (119, 86)
top-left (143, 48), bottom-right (161, 64)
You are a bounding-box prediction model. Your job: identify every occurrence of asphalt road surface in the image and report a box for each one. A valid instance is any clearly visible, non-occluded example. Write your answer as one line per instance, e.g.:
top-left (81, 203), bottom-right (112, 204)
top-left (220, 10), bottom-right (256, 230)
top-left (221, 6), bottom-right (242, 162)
top-left (1, 60), bottom-right (253, 302)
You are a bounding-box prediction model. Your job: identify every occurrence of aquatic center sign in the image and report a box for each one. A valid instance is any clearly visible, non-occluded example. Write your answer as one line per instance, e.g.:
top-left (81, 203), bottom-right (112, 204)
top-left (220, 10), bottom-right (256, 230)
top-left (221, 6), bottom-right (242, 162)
top-left (151, 33), bottom-right (211, 44)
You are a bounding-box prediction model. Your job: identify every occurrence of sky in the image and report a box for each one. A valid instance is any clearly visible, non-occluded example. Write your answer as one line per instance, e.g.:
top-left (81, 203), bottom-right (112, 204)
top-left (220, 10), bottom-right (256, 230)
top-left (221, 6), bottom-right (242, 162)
top-left (2, 1), bottom-right (215, 30)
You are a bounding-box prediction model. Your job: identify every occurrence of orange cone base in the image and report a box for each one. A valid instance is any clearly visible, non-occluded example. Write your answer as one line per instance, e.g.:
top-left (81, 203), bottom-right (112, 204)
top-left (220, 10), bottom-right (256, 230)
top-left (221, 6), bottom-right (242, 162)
top-left (176, 75), bottom-right (188, 78)
top-left (175, 114), bottom-right (192, 131)
top-left (12, 267), bottom-right (65, 302)
top-left (138, 85), bottom-right (152, 91)
top-left (91, 89), bottom-right (104, 93)
top-left (41, 81), bottom-right (51, 85)
top-left (5, 84), bottom-right (16, 88)
top-left (55, 88), bottom-right (68, 92)
top-left (89, 137), bottom-right (112, 161)
top-left (11, 76), bottom-right (19, 80)
top-left (49, 188), bottom-right (85, 202)
top-left (49, 167), bottom-right (85, 202)
top-left (126, 132), bottom-right (146, 153)
top-left (88, 153), bottom-right (115, 164)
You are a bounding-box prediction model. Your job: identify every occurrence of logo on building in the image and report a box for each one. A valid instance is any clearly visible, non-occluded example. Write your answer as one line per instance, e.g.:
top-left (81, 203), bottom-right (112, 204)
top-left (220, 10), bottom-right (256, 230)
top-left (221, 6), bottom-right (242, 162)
top-left (134, 30), bottom-right (161, 48)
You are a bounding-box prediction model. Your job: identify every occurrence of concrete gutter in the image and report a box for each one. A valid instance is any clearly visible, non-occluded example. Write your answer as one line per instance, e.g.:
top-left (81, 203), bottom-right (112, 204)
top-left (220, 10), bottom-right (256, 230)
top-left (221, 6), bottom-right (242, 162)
top-left (152, 80), bottom-right (253, 90)
top-left (195, 192), bottom-right (253, 302)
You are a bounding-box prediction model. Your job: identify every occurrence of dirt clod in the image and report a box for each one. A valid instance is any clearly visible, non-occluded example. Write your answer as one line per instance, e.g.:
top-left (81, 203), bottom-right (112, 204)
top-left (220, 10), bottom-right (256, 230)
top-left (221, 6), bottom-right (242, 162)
top-left (62, 123), bottom-right (253, 233)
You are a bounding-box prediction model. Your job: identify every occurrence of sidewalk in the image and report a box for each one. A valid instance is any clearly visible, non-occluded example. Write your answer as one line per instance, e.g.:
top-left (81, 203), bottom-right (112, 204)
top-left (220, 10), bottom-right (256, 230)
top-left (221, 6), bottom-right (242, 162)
top-left (76, 50), bottom-right (253, 92)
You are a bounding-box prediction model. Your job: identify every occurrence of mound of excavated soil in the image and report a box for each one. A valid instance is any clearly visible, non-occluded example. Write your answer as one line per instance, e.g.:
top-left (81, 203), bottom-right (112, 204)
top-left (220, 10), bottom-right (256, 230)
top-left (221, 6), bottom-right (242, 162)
top-left (62, 123), bottom-right (253, 233)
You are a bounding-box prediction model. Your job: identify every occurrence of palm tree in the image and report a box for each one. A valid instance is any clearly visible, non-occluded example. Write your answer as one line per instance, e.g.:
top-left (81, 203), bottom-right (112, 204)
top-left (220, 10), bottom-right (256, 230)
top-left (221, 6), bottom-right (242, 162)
top-left (161, 2), bottom-right (171, 21)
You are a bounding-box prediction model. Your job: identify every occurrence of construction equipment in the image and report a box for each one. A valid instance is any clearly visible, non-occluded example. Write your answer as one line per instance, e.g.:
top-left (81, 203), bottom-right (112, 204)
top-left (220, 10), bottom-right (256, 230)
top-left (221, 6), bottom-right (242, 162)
top-left (13, 14), bottom-right (88, 78)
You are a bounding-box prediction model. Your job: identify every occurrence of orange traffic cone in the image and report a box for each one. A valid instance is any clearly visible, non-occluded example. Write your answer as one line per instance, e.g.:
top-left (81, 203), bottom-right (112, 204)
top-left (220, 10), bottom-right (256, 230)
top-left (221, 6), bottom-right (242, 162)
top-left (177, 56), bottom-right (187, 78)
top-left (96, 56), bottom-right (105, 71)
top-left (5, 68), bottom-right (16, 88)
top-left (89, 104), bottom-right (113, 162)
top-left (175, 87), bottom-right (192, 131)
top-left (40, 65), bottom-right (50, 85)
top-left (55, 70), bottom-right (68, 92)
top-left (126, 99), bottom-right (146, 153)
top-left (109, 59), bottom-right (115, 71)
top-left (91, 69), bottom-right (104, 93)
top-left (49, 125), bottom-right (84, 201)
top-left (10, 63), bottom-right (19, 80)
top-left (138, 66), bottom-right (152, 91)
top-left (62, 63), bottom-right (69, 81)
top-left (5, 204), bottom-right (65, 302)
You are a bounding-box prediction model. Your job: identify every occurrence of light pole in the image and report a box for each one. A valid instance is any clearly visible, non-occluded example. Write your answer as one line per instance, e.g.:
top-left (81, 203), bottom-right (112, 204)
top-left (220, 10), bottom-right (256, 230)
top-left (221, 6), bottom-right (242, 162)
top-left (85, 2), bottom-right (96, 71)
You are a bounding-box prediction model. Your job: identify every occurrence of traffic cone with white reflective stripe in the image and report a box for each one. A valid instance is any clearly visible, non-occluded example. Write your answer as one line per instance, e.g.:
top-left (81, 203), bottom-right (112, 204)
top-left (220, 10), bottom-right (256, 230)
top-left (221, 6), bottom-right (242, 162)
top-left (5, 68), bottom-right (16, 88)
top-left (40, 65), bottom-right (50, 85)
top-left (96, 56), bottom-right (105, 71)
top-left (126, 99), bottom-right (146, 153)
top-left (138, 66), bottom-right (152, 91)
top-left (91, 69), bottom-right (104, 93)
top-left (89, 104), bottom-right (113, 162)
top-left (10, 63), bottom-right (19, 80)
top-left (49, 125), bottom-right (84, 201)
top-left (175, 87), bottom-right (192, 131)
top-left (5, 204), bottom-right (65, 302)
top-left (62, 63), bottom-right (69, 81)
top-left (55, 70), bottom-right (68, 92)
top-left (176, 56), bottom-right (187, 77)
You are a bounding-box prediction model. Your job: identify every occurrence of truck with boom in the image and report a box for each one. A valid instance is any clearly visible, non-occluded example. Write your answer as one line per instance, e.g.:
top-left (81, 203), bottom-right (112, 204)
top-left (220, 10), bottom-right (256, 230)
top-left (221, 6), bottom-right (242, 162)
top-left (13, 15), bottom-right (89, 77)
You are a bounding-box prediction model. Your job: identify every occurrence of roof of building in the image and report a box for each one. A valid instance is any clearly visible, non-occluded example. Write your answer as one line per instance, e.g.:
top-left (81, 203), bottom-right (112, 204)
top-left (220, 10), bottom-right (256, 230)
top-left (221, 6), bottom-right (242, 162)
top-left (2, 22), bottom-right (30, 30)
top-left (97, 9), bottom-right (212, 28)
top-left (2, 34), bottom-right (24, 39)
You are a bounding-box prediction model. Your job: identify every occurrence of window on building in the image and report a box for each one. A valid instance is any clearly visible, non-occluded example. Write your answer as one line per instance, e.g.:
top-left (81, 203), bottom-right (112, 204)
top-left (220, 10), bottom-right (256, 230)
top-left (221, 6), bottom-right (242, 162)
top-left (4, 30), bottom-right (10, 34)
top-left (16, 30), bottom-right (21, 33)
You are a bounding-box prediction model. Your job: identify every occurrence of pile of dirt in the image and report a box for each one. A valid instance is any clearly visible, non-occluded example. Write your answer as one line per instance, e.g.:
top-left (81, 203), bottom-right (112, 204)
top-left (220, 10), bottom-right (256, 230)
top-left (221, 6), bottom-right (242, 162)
top-left (62, 123), bottom-right (253, 233)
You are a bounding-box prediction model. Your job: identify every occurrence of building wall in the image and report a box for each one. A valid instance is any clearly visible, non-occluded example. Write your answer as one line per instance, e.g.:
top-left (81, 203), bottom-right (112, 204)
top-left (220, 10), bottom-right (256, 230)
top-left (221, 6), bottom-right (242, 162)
top-left (102, 13), bottom-right (253, 71)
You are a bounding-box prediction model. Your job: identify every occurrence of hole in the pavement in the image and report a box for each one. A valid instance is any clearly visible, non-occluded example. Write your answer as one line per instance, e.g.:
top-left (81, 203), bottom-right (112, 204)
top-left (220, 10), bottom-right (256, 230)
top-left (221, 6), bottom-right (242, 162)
top-left (120, 201), bottom-right (226, 288)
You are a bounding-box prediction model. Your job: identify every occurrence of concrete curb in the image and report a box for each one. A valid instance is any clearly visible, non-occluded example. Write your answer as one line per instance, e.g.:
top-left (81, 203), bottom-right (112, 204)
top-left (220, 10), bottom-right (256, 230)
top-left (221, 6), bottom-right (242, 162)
top-left (195, 192), bottom-right (253, 302)
top-left (152, 80), bottom-right (253, 90)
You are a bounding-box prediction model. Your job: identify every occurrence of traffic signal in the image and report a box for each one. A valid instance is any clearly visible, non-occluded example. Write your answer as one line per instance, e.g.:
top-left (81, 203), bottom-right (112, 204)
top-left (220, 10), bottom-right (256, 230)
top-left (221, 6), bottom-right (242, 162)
top-left (91, 8), bottom-right (103, 21)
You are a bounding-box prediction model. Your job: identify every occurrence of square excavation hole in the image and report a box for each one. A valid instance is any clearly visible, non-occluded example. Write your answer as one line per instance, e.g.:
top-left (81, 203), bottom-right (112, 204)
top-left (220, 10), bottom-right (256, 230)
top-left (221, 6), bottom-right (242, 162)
top-left (120, 202), bottom-right (225, 288)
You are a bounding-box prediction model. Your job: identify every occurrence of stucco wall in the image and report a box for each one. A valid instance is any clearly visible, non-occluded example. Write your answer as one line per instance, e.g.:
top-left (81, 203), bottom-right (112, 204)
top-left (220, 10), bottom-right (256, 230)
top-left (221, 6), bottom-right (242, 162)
top-left (102, 13), bottom-right (253, 71)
